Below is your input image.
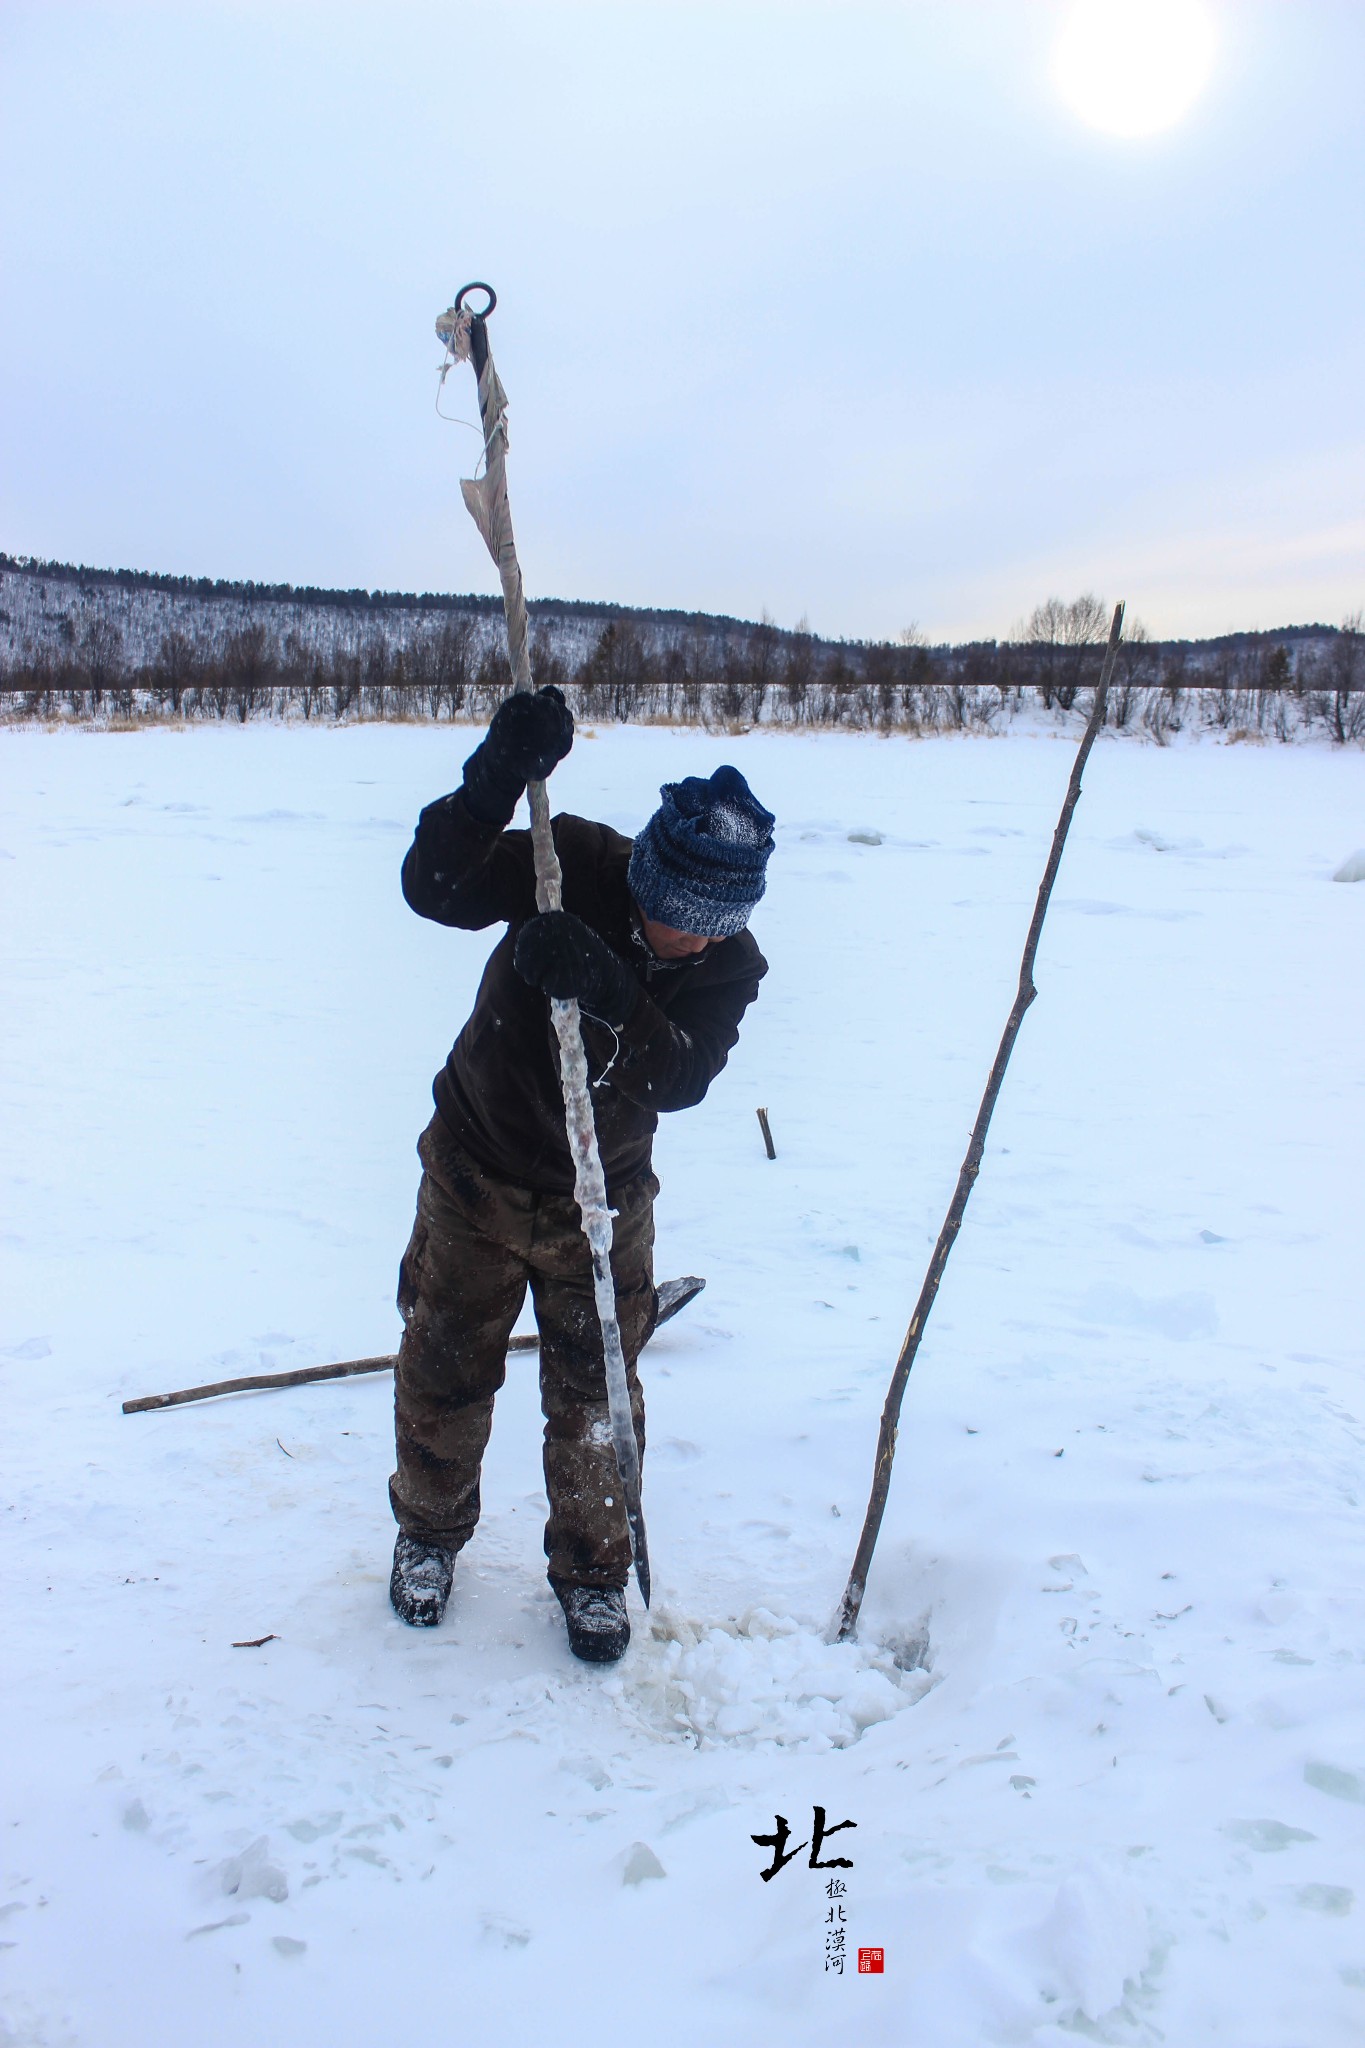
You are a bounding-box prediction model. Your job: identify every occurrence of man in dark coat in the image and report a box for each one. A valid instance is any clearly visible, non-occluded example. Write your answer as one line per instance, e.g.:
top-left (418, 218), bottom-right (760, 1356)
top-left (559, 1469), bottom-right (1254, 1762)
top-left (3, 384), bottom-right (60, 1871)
top-left (388, 686), bottom-right (773, 1662)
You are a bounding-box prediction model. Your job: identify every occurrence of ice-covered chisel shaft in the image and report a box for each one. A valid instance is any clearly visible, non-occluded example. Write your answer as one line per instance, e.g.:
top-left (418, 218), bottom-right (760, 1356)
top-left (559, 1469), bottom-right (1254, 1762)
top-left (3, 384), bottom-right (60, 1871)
top-left (441, 288), bottom-right (650, 1606)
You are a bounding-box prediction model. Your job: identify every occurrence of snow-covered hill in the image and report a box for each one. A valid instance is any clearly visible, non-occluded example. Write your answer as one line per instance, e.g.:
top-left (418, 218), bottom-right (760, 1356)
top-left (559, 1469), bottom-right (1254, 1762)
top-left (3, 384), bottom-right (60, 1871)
top-left (4, 555), bottom-right (1359, 743)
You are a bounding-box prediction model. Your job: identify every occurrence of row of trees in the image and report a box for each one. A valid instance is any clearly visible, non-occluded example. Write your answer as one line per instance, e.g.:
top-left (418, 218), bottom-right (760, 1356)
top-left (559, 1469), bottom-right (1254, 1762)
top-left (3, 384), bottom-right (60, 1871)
top-left (3, 588), bottom-right (1361, 743)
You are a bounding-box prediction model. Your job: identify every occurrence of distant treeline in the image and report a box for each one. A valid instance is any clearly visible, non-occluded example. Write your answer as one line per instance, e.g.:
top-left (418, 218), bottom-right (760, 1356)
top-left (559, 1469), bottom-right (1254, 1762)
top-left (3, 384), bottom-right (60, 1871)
top-left (1, 556), bottom-right (1361, 743)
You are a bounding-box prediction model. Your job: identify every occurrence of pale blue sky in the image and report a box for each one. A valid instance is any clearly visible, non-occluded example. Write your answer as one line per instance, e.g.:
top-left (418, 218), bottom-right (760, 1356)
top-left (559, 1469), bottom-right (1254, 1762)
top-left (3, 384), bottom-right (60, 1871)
top-left (2, 2), bottom-right (1361, 641)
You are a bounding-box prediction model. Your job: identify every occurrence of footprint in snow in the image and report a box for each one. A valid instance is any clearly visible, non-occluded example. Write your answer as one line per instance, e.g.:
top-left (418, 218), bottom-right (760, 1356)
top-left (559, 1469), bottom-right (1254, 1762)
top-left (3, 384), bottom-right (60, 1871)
top-left (1072, 1284), bottom-right (1217, 1341)
top-left (482, 1913), bottom-right (532, 1948)
top-left (1304, 1762), bottom-right (1365, 1804)
top-left (1222, 1819), bottom-right (1317, 1851)
top-left (652, 1438), bottom-right (702, 1465)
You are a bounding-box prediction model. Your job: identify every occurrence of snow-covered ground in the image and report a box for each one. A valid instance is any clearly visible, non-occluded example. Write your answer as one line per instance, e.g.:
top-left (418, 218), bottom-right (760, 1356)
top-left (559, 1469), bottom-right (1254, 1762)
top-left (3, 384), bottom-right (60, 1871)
top-left (2, 720), bottom-right (1362, 2048)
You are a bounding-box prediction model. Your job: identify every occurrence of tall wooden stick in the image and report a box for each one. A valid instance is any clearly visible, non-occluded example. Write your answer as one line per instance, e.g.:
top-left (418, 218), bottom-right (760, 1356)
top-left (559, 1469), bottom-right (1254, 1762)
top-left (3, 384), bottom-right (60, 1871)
top-left (832, 603), bottom-right (1125, 1641)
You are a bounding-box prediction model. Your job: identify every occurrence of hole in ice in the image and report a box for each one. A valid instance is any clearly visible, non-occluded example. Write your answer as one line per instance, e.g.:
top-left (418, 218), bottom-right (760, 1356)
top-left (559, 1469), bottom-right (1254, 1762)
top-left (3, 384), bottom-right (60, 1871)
top-left (879, 1623), bottom-right (933, 1673)
top-left (625, 1607), bottom-right (932, 1751)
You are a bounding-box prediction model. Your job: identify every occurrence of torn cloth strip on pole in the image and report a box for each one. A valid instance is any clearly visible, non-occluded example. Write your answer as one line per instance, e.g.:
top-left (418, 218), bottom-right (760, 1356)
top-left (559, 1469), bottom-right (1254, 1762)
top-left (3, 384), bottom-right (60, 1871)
top-left (436, 286), bottom-right (651, 1606)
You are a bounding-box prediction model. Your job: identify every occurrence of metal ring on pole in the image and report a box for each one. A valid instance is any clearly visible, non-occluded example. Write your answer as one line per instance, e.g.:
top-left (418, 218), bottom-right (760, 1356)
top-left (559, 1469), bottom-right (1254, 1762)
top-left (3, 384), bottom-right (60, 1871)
top-left (454, 281), bottom-right (497, 319)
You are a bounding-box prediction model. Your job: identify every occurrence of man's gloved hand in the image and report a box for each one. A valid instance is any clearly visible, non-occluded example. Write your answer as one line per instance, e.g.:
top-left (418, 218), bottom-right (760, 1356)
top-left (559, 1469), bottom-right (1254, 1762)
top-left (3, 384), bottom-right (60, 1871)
top-left (513, 911), bottom-right (640, 1027)
top-left (461, 685), bottom-right (574, 827)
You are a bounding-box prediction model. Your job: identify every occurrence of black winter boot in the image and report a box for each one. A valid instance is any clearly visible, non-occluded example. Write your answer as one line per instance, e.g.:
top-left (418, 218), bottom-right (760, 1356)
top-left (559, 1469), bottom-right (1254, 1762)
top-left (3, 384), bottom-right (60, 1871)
top-left (390, 1532), bottom-right (455, 1627)
top-left (556, 1583), bottom-right (630, 1663)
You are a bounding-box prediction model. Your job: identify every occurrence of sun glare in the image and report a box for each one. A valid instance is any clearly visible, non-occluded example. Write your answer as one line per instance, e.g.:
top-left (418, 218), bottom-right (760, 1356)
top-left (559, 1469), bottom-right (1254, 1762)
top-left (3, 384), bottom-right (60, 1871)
top-left (1053, 0), bottom-right (1219, 139)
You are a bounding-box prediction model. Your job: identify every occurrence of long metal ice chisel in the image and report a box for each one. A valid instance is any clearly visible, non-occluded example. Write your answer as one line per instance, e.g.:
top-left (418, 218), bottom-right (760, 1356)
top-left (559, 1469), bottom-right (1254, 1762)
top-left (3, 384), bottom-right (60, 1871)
top-left (435, 282), bottom-right (651, 1605)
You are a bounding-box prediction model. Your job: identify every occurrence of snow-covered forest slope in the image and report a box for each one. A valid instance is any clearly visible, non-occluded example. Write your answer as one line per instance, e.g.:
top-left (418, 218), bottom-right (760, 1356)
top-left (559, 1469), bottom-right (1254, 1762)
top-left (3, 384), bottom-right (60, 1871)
top-left (2, 722), bottom-right (1363, 2047)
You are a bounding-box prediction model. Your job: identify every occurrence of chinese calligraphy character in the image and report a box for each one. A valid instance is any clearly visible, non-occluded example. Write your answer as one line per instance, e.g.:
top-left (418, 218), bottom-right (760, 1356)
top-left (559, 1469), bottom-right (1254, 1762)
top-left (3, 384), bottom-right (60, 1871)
top-left (751, 1807), bottom-right (857, 1882)
top-left (750, 1812), bottom-right (809, 1882)
top-left (809, 1806), bottom-right (857, 1870)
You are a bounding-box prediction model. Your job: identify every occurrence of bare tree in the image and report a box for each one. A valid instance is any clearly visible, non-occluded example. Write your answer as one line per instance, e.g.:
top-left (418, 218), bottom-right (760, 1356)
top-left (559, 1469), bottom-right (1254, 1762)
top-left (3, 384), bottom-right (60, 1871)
top-left (780, 617), bottom-right (815, 726)
top-left (1331, 610), bottom-right (1363, 744)
top-left (1109, 617), bottom-right (1150, 728)
top-left (1263, 644), bottom-right (1292, 730)
top-left (1025, 593), bottom-right (1109, 709)
top-left (743, 610), bottom-right (779, 724)
top-left (223, 623), bottom-right (273, 722)
top-left (81, 617), bottom-right (124, 709)
top-left (153, 630), bottom-right (197, 716)
top-left (582, 620), bottom-right (647, 722)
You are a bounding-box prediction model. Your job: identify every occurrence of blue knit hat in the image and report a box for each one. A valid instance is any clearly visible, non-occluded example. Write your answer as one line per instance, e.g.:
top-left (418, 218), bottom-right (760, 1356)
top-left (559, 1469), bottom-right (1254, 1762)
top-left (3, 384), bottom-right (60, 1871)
top-left (628, 765), bottom-right (775, 937)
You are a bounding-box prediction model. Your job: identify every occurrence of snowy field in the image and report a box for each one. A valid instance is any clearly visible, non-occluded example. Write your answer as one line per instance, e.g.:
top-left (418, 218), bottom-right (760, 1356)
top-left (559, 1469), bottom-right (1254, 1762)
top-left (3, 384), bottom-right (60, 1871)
top-left (2, 719), bottom-right (1363, 2048)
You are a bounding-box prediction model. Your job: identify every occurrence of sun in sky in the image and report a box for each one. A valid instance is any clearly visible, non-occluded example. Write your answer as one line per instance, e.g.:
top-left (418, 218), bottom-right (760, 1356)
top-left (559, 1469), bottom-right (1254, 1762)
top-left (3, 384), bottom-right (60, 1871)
top-left (1052, 0), bottom-right (1220, 138)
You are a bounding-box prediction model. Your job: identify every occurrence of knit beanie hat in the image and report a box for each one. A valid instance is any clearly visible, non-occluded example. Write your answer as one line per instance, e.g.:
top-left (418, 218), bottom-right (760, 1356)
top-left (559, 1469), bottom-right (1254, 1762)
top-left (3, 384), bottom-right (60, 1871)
top-left (628, 765), bottom-right (776, 937)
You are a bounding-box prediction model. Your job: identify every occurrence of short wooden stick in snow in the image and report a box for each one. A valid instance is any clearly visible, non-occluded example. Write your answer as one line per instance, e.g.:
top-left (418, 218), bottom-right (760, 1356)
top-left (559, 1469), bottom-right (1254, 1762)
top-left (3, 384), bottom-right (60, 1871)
top-left (756, 1107), bottom-right (776, 1160)
top-left (832, 603), bottom-right (1124, 1642)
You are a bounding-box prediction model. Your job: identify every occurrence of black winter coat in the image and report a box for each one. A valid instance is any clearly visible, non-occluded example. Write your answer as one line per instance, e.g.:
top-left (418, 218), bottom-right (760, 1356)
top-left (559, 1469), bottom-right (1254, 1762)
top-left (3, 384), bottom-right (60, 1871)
top-left (402, 789), bottom-right (768, 1195)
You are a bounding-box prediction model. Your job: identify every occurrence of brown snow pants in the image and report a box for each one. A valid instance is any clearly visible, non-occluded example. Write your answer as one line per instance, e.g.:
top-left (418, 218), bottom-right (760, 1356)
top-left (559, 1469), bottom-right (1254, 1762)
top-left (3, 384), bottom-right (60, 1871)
top-left (388, 1114), bottom-right (657, 1589)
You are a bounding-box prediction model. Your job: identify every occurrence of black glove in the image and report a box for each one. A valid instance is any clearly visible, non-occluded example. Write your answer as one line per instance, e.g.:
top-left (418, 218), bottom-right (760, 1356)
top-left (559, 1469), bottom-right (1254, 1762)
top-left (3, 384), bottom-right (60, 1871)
top-left (513, 911), bottom-right (640, 1027)
top-left (461, 685), bottom-right (574, 827)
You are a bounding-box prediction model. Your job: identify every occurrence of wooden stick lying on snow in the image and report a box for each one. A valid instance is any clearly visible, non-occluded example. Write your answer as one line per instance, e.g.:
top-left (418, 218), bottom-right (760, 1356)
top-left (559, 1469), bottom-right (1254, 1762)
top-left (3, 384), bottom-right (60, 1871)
top-left (124, 1351), bottom-right (429, 1412)
top-left (121, 1275), bottom-right (706, 1414)
top-left (831, 607), bottom-right (1124, 1642)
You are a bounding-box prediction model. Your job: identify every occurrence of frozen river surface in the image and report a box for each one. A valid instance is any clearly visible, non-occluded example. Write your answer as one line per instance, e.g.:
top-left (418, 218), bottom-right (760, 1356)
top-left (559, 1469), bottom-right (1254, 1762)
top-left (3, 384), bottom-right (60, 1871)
top-left (1, 719), bottom-right (1362, 2046)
